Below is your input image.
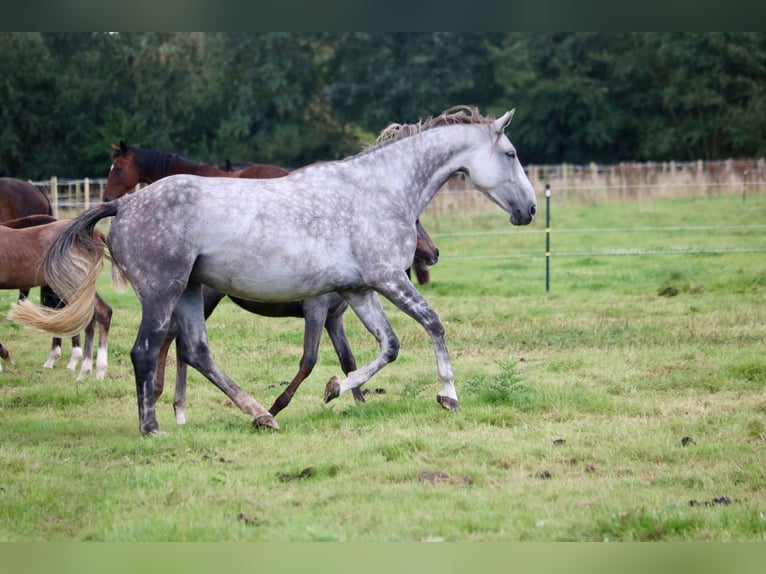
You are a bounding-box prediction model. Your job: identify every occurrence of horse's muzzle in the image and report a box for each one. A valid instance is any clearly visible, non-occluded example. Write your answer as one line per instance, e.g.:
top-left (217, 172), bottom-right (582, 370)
top-left (510, 204), bottom-right (536, 225)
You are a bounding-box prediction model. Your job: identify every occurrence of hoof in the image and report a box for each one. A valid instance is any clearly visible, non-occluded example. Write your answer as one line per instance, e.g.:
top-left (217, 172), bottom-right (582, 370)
top-left (437, 394), bottom-right (459, 411)
top-left (253, 414), bottom-right (280, 430)
top-left (141, 427), bottom-right (167, 436)
top-left (324, 375), bottom-right (341, 403)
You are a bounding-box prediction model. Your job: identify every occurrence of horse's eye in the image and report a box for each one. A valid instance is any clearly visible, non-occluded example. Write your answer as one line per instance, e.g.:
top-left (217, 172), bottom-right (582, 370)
top-left (506, 151), bottom-right (516, 159)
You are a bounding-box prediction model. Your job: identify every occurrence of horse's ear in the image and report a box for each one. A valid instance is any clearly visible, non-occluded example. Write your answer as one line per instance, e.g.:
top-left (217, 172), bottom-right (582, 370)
top-left (494, 109), bottom-right (516, 133)
top-left (111, 143), bottom-right (120, 152)
top-left (120, 140), bottom-right (128, 152)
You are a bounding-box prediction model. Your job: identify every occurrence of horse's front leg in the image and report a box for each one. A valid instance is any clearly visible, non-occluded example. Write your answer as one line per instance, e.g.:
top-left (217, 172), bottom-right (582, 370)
top-left (377, 273), bottom-right (457, 411)
top-left (323, 290), bottom-right (400, 403)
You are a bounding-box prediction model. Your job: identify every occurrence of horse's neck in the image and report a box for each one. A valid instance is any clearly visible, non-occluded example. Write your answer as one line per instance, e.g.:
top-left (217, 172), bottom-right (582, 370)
top-left (139, 152), bottom-right (229, 182)
top-left (166, 157), bottom-right (228, 178)
top-left (353, 125), bottom-right (482, 215)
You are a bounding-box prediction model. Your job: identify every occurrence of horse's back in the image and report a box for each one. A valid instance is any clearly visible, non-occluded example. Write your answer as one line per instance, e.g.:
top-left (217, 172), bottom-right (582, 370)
top-left (109, 174), bottom-right (365, 302)
top-left (0, 219), bottom-right (71, 289)
top-left (0, 178), bottom-right (51, 221)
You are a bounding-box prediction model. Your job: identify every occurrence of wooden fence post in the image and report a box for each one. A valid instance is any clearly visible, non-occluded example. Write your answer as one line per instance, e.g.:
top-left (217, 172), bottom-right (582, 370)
top-left (50, 175), bottom-right (58, 218)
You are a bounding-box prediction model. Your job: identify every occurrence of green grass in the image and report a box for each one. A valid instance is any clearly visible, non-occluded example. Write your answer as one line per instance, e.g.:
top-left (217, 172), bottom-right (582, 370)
top-left (0, 192), bottom-right (764, 541)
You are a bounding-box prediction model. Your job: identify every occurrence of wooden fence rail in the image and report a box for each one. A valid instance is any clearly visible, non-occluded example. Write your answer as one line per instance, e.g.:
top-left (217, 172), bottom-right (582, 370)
top-left (29, 158), bottom-right (766, 219)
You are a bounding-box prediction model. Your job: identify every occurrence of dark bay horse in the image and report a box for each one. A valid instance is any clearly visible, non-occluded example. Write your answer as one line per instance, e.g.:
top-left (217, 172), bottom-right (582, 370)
top-left (1, 177), bottom-right (52, 300)
top-left (158, 218), bottom-right (439, 424)
top-left (1, 217), bottom-right (113, 379)
top-left (12, 105), bottom-right (536, 435)
top-left (0, 177), bottom-right (51, 221)
top-left (102, 141), bottom-right (290, 201)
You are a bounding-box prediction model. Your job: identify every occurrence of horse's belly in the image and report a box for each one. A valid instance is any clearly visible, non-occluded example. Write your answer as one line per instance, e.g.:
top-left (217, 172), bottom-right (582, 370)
top-left (193, 251), bottom-right (358, 303)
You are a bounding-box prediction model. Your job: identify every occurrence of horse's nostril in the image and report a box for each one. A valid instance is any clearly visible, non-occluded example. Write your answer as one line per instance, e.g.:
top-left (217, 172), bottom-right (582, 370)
top-left (530, 205), bottom-right (537, 217)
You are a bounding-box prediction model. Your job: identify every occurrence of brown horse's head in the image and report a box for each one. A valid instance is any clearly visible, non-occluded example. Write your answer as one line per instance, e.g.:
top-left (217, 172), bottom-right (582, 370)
top-left (414, 219), bottom-right (439, 266)
top-left (103, 141), bottom-right (141, 202)
top-left (412, 219), bottom-right (439, 285)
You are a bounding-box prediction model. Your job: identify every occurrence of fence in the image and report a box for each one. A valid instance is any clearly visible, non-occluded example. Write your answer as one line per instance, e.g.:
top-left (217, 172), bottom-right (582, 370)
top-left (424, 157), bottom-right (766, 223)
top-left (28, 157), bottom-right (766, 219)
top-left (28, 177), bottom-right (108, 218)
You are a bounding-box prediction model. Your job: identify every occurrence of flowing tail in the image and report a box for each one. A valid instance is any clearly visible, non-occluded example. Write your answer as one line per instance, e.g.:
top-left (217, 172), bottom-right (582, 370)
top-left (8, 202), bottom-right (119, 337)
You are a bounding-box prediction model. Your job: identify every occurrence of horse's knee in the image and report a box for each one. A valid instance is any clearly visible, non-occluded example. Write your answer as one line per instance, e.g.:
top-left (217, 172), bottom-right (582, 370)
top-left (130, 343), bottom-right (156, 378)
top-left (384, 333), bottom-right (400, 363)
top-left (176, 339), bottom-right (212, 371)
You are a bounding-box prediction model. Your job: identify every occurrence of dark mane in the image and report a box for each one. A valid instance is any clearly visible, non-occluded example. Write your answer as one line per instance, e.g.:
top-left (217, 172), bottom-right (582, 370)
top-left (115, 145), bottom-right (172, 181)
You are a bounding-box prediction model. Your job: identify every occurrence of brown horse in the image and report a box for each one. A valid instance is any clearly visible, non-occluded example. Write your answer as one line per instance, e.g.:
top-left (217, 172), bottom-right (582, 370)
top-left (1, 217), bottom-right (113, 379)
top-left (102, 141), bottom-right (290, 201)
top-left (0, 177), bottom-right (51, 221)
top-left (1, 178), bottom-right (52, 299)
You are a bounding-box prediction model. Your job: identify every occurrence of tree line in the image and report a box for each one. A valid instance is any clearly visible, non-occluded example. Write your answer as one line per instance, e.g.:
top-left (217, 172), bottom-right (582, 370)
top-left (2, 32), bottom-right (765, 180)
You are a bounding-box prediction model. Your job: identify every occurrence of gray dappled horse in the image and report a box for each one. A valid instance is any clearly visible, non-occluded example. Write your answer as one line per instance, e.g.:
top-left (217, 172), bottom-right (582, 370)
top-left (10, 105), bottom-right (537, 435)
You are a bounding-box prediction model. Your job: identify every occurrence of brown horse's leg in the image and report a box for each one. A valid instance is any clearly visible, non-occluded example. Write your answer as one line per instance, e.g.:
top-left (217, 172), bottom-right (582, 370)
top-left (93, 294), bottom-right (112, 380)
top-left (0, 341), bottom-right (10, 372)
top-left (65, 334), bottom-right (84, 372)
top-left (269, 303), bottom-right (327, 416)
top-left (75, 325), bottom-right (94, 380)
top-left (154, 337), bottom-right (173, 400)
top-left (43, 337), bottom-right (63, 369)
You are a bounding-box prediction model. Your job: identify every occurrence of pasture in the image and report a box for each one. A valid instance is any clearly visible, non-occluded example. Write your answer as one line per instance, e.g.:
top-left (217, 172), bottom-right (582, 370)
top-left (0, 190), bottom-right (764, 541)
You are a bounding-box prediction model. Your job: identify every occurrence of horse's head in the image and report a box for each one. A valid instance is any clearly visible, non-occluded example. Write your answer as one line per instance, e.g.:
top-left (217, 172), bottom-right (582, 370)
top-left (414, 218), bottom-right (439, 266)
top-left (102, 141), bottom-right (141, 202)
top-left (464, 109), bottom-right (537, 226)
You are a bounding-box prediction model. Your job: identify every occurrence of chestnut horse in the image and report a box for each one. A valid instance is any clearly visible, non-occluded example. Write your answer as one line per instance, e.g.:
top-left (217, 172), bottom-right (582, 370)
top-left (1, 217), bottom-right (113, 379)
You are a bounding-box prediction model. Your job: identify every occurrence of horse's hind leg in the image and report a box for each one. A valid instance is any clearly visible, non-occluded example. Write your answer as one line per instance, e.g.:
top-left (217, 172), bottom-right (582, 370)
top-left (323, 290), bottom-right (399, 403)
top-left (93, 294), bottom-right (112, 380)
top-left (173, 283), bottom-right (278, 430)
top-left (66, 334), bottom-right (84, 372)
top-left (43, 337), bottom-right (63, 369)
top-left (130, 298), bottom-right (181, 434)
top-left (75, 326), bottom-right (94, 380)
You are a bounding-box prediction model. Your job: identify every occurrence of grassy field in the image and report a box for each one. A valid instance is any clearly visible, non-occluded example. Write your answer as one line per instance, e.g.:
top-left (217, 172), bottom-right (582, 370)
top-left (0, 191), bottom-right (764, 541)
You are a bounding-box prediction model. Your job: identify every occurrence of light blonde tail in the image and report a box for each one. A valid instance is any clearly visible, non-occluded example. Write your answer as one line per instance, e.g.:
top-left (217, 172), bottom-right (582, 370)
top-left (6, 201), bottom-right (118, 337)
top-left (8, 261), bottom-right (102, 337)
